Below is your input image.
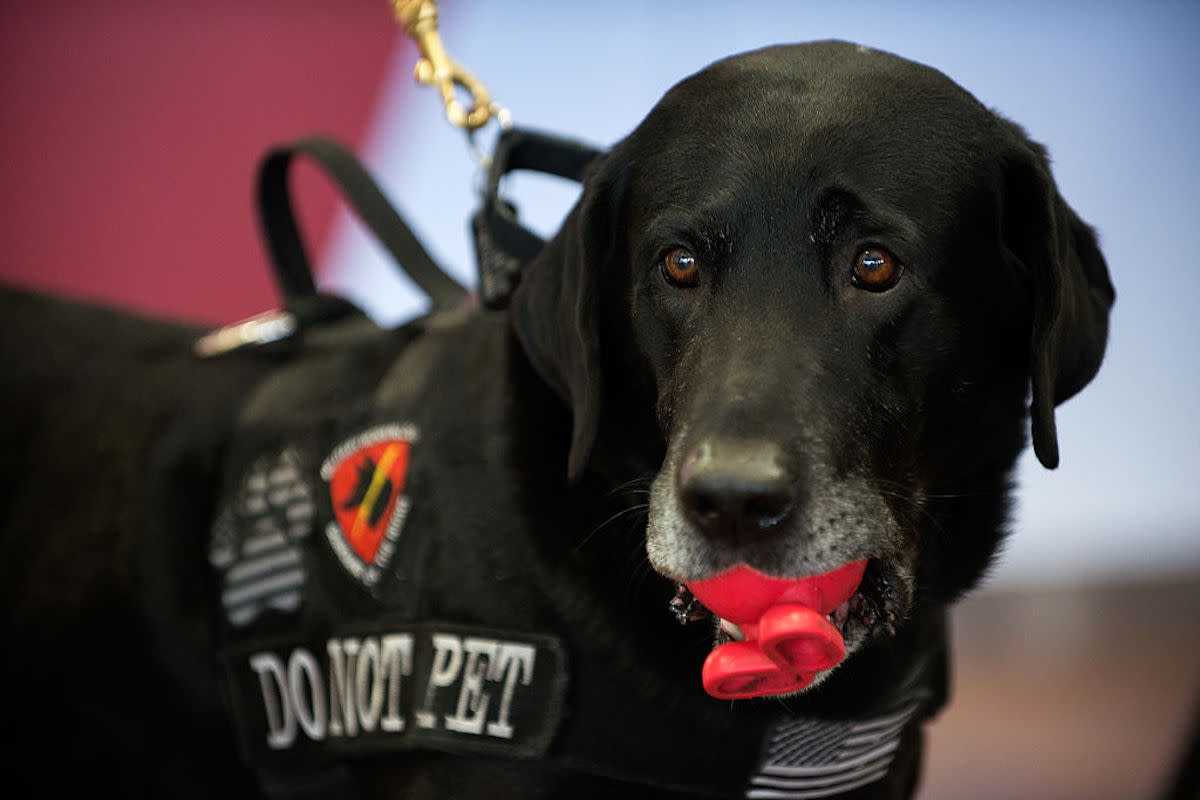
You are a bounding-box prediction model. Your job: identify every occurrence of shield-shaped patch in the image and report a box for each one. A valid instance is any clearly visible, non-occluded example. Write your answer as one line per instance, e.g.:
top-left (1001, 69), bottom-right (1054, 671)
top-left (320, 423), bottom-right (419, 588)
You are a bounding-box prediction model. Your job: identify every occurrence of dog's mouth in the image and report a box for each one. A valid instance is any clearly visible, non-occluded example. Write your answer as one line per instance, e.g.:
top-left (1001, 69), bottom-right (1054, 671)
top-left (670, 559), bottom-right (902, 699)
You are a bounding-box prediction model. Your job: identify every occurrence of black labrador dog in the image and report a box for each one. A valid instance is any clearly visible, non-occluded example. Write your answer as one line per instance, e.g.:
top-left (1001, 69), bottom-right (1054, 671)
top-left (1, 41), bottom-right (1112, 799)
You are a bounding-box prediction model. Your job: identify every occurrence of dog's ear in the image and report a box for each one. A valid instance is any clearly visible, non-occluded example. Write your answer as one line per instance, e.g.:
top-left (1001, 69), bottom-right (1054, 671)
top-left (510, 151), bottom-right (626, 483)
top-left (1002, 129), bottom-right (1115, 469)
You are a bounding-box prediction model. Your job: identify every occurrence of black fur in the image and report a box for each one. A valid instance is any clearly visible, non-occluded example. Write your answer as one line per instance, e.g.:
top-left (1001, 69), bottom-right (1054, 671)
top-left (1, 42), bottom-right (1112, 798)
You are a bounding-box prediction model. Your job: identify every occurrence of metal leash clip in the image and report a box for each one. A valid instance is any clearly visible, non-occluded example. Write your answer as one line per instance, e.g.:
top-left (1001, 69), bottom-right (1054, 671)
top-left (392, 0), bottom-right (511, 145)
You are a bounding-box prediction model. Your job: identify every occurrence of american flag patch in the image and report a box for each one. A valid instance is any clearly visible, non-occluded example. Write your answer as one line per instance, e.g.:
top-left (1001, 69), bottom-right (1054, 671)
top-left (746, 700), bottom-right (921, 799)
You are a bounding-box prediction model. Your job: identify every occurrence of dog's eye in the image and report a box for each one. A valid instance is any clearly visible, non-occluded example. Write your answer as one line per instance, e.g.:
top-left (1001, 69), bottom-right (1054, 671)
top-left (852, 248), bottom-right (903, 291)
top-left (661, 248), bottom-right (700, 287)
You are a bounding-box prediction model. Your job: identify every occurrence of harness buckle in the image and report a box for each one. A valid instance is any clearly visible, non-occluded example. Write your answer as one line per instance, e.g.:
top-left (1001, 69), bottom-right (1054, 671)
top-left (194, 309), bottom-right (297, 358)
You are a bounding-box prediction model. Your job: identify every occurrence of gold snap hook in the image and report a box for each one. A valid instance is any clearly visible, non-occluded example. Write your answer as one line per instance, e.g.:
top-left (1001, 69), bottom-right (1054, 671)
top-left (392, 0), bottom-right (501, 132)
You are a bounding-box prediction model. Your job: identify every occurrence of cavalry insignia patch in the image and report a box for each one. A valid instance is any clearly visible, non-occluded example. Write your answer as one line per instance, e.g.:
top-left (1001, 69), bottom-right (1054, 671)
top-left (321, 423), bottom-right (419, 589)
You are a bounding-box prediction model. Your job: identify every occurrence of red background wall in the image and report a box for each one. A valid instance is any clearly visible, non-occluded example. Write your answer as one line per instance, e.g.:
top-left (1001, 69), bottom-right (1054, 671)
top-left (0, 1), bottom-right (405, 324)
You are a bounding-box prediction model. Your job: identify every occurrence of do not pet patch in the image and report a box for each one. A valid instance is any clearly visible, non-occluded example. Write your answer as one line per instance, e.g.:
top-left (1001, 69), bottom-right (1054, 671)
top-left (221, 623), bottom-right (568, 766)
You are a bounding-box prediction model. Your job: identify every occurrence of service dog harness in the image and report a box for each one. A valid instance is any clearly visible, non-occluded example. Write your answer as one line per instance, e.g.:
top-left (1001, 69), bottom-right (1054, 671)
top-left (203, 132), bottom-right (944, 799)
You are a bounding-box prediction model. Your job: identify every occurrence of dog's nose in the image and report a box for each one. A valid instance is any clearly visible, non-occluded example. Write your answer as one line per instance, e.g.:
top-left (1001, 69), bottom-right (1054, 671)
top-left (677, 439), bottom-right (795, 540)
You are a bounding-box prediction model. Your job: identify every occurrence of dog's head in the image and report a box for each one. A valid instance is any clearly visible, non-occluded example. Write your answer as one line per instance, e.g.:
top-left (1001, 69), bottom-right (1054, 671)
top-left (511, 42), bottom-right (1113, 685)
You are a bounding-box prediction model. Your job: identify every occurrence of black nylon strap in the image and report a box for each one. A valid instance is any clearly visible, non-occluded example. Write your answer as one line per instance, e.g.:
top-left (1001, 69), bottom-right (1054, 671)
top-left (473, 128), bottom-right (601, 308)
top-left (257, 136), bottom-right (467, 310)
top-left (483, 128), bottom-right (600, 202)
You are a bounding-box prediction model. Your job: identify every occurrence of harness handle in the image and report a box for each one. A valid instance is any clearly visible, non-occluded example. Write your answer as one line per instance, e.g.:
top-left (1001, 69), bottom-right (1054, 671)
top-left (256, 135), bottom-right (468, 310)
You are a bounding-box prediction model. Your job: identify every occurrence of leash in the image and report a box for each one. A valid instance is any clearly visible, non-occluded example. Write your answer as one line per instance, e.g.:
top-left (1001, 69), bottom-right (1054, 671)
top-left (391, 0), bottom-right (601, 310)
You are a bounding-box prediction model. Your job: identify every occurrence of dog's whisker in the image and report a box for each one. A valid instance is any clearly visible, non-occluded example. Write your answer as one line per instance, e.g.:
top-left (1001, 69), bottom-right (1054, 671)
top-left (573, 502), bottom-right (650, 553)
top-left (604, 475), bottom-right (654, 500)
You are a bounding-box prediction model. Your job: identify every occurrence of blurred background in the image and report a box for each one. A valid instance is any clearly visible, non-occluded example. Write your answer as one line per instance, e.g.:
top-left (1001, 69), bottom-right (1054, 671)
top-left (2, 1), bottom-right (1197, 798)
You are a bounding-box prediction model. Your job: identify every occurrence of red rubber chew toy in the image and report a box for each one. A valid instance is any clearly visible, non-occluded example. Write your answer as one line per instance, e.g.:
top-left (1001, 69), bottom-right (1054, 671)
top-left (686, 560), bottom-right (867, 699)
